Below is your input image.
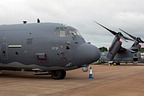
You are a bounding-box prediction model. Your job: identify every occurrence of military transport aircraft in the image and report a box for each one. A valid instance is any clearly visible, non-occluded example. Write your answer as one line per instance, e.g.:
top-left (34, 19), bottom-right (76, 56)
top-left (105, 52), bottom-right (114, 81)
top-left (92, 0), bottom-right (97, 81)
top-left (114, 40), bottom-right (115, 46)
top-left (0, 20), bottom-right (100, 79)
top-left (94, 21), bottom-right (143, 65)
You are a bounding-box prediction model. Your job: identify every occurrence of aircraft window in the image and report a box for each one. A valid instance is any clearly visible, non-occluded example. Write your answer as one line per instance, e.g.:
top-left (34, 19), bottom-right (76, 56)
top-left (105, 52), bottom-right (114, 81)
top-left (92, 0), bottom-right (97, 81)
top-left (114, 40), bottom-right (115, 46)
top-left (55, 27), bottom-right (66, 37)
top-left (55, 27), bottom-right (81, 37)
top-left (70, 31), bottom-right (77, 36)
top-left (60, 31), bottom-right (66, 37)
top-left (69, 30), bottom-right (81, 37)
top-left (55, 31), bottom-right (60, 37)
top-left (60, 27), bottom-right (64, 30)
top-left (75, 30), bottom-right (81, 36)
top-left (56, 27), bottom-right (59, 30)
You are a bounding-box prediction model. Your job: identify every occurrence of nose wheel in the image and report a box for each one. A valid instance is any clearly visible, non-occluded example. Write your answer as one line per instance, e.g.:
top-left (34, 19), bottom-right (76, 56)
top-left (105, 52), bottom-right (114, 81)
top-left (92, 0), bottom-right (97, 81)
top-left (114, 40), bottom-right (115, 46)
top-left (51, 70), bottom-right (66, 80)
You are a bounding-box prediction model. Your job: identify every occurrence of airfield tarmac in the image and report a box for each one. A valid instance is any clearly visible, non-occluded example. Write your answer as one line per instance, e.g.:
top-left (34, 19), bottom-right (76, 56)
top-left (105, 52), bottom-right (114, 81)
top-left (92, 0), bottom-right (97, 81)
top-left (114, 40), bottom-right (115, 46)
top-left (0, 63), bottom-right (144, 96)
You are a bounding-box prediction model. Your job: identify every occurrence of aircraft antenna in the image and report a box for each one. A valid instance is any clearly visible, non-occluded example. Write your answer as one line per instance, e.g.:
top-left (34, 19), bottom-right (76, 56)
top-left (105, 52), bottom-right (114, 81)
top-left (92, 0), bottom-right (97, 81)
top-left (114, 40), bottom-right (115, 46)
top-left (37, 18), bottom-right (40, 23)
top-left (23, 21), bottom-right (27, 24)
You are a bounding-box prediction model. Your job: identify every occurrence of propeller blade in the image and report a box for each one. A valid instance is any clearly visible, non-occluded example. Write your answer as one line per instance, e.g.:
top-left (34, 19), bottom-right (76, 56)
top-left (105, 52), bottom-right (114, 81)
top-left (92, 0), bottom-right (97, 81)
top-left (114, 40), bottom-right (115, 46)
top-left (123, 35), bottom-right (134, 41)
top-left (138, 38), bottom-right (144, 43)
top-left (119, 28), bottom-right (136, 40)
top-left (141, 39), bottom-right (144, 43)
top-left (93, 21), bottom-right (117, 35)
top-left (118, 33), bottom-right (132, 41)
top-left (119, 28), bottom-right (144, 43)
top-left (120, 36), bottom-right (128, 42)
top-left (94, 21), bottom-right (133, 41)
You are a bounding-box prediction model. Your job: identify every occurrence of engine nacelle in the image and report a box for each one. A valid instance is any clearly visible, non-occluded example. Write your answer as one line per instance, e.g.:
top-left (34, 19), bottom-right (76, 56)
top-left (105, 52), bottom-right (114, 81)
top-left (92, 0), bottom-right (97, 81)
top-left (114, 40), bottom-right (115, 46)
top-left (107, 40), bottom-right (122, 60)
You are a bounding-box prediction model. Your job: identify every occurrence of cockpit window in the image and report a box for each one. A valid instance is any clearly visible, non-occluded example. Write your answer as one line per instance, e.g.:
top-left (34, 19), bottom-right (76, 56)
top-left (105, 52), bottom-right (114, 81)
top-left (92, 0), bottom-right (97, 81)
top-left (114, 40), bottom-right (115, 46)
top-left (70, 29), bottom-right (81, 36)
top-left (60, 31), bottom-right (66, 37)
top-left (55, 27), bottom-right (81, 37)
top-left (55, 27), bottom-right (66, 37)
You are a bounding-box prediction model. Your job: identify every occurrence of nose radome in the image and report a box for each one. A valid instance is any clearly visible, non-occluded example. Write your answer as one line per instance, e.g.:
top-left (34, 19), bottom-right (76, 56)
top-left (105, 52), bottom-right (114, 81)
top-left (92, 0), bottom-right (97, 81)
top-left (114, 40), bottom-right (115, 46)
top-left (75, 43), bottom-right (100, 65)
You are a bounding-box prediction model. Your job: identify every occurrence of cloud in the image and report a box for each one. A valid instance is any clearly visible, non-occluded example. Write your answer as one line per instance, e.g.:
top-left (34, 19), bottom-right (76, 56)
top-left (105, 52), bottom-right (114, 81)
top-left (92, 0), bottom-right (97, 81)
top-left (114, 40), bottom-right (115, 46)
top-left (0, 0), bottom-right (144, 48)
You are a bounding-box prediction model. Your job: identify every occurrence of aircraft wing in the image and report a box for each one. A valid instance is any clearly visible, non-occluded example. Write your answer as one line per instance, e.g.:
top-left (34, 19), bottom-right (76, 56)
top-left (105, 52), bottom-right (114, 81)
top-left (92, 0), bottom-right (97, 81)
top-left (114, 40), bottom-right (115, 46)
top-left (118, 47), bottom-right (136, 53)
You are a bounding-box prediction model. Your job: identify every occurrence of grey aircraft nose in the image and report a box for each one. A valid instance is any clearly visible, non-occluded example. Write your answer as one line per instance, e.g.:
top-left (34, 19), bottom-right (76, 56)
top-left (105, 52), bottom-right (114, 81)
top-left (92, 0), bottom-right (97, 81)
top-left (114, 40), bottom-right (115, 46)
top-left (75, 43), bottom-right (100, 66)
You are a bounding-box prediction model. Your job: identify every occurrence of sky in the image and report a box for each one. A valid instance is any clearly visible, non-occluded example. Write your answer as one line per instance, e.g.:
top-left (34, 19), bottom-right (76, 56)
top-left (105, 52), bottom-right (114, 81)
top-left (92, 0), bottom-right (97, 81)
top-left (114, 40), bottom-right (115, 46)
top-left (0, 0), bottom-right (144, 48)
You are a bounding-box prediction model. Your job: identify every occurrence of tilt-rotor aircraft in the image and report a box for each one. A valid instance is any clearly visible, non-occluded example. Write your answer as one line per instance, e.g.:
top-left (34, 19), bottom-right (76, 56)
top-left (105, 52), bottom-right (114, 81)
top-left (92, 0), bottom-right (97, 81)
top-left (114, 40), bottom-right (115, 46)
top-left (119, 29), bottom-right (144, 62)
top-left (94, 21), bottom-right (143, 65)
top-left (0, 20), bottom-right (100, 79)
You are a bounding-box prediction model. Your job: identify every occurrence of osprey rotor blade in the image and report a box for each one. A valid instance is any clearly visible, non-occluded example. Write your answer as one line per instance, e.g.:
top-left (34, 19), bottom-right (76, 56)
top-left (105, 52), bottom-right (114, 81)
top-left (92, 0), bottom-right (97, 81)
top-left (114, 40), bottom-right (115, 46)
top-left (93, 21), bottom-right (117, 35)
top-left (122, 35), bottom-right (134, 41)
top-left (94, 21), bottom-right (132, 41)
top-left (119, 28), bottom-right (144, 43)
top-left (119, 28), bottom-right (136, 40)
top-left (137, 38), bottom-right (144, 43)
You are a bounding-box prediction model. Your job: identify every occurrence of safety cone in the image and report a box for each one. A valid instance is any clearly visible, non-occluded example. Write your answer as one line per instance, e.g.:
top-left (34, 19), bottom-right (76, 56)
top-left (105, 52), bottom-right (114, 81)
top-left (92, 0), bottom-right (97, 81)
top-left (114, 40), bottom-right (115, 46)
top-left (89, 67), bottom-right (93, 78)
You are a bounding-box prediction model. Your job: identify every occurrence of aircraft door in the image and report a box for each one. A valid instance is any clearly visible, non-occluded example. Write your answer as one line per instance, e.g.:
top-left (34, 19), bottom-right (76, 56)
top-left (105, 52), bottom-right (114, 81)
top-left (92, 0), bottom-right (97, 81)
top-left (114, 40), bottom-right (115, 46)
top-left (1, 43), bottom-right (8, 59)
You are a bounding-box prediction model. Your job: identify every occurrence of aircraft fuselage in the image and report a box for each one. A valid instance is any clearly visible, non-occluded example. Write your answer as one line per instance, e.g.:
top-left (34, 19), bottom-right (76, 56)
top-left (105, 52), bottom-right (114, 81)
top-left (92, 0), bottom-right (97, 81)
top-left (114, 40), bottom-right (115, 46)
top-left (0, 22), bottom-right (100, 79)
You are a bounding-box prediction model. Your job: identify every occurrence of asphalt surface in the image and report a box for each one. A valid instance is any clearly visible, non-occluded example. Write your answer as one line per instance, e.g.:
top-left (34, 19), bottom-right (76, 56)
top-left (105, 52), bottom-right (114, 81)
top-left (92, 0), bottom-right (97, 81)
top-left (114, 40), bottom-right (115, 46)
top-left (0, 64), bottom-right (144, 96)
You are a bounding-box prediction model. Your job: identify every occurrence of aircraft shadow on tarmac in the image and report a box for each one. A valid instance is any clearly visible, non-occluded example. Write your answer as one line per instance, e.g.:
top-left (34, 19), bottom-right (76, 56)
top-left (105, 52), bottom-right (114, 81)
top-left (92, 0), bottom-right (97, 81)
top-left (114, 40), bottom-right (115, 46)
top-left (0, 71), bottom-right (89, 80)
top-left (0, 71), bottom-right (53, 80)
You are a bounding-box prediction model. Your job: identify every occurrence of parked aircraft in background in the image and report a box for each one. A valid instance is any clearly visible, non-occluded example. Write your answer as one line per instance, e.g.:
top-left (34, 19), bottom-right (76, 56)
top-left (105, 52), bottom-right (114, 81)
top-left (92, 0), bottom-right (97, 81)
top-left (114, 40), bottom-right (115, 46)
top-left (94, 21), bottom-right (143, 65)
top-left (0, 19), bottom-right (100, 79)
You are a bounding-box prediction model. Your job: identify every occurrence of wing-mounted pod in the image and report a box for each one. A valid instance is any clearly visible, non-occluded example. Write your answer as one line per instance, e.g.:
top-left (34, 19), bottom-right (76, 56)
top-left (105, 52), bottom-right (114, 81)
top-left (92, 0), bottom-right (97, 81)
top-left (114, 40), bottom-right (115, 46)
top-left (94, 21), bottom-right (132, 60)
top-left (119, 29), bottom-right (144, 51)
